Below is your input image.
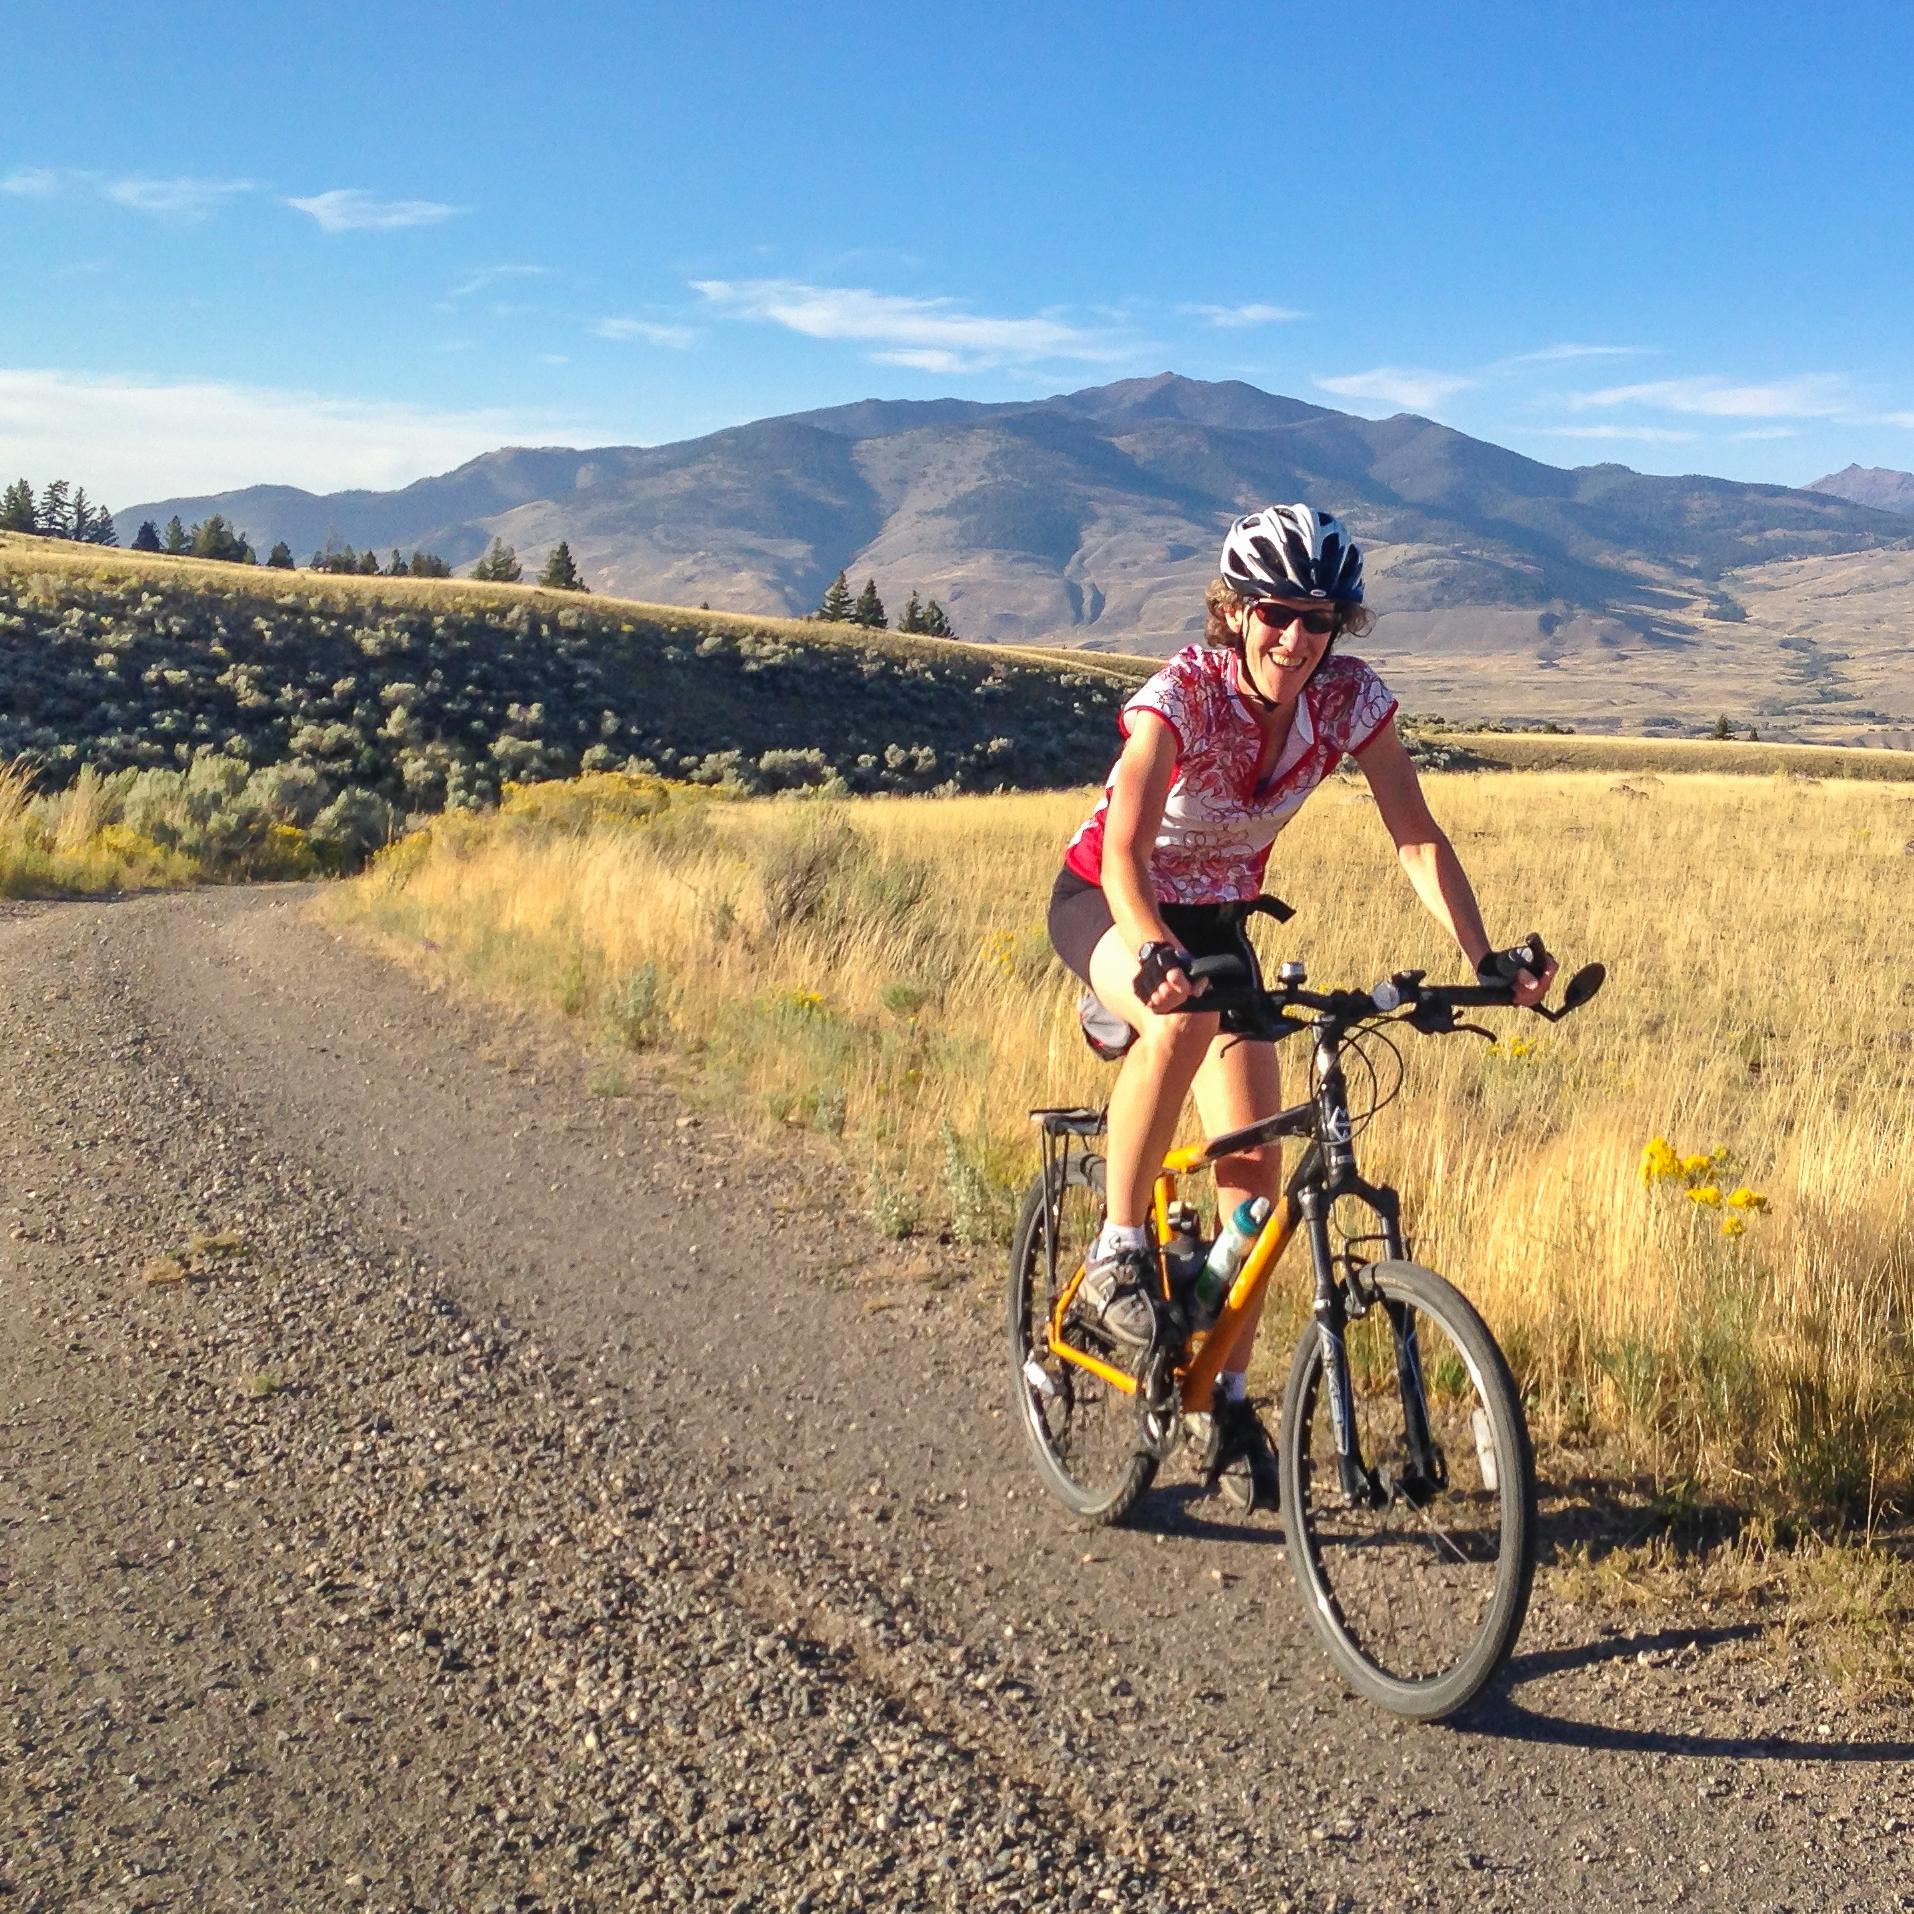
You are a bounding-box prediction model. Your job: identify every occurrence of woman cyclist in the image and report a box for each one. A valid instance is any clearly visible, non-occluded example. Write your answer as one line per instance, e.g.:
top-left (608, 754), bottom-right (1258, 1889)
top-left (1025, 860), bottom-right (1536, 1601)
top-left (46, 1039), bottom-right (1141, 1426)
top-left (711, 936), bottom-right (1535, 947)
top-left (1047, 504), bottom-right (1554, 1510)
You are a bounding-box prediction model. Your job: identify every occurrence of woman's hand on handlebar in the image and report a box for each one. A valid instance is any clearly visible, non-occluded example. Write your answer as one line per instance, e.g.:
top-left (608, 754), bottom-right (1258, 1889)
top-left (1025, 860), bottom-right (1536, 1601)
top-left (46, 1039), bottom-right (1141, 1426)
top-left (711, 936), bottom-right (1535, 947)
top-left (1476, 935), bottom-right (1559, 1012)
top-left (1509, 956), bottom-right (1557, 1010)
top-left (1134, 940), bottom-right (1211, 1014)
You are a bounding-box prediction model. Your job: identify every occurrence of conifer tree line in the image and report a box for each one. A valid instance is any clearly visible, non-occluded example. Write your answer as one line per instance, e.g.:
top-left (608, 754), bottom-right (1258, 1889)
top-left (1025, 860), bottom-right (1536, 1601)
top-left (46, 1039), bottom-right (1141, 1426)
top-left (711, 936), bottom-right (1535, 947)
top-left (307, 538), bottom-right (454, 578)
top-left (811, 570), bottom-right (954, 636)
top-left (472, 538), bottom-right (588, 591)
top-left (1, 477), bottom-right (121, 545)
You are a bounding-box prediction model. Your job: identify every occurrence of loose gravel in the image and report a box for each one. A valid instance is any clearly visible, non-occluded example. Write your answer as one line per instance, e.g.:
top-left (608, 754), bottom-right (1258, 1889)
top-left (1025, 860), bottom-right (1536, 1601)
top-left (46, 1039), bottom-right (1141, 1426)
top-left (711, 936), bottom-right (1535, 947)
top-left (2, 889), bottom-right (1910, 1913)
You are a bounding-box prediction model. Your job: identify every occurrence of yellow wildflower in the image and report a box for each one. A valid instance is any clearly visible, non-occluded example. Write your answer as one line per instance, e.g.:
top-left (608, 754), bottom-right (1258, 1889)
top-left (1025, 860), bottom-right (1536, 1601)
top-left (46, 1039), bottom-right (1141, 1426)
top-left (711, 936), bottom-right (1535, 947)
top-left (1639, 1137), bottom-right (1682, 1186)
top-left (1687, 1184), bottom-right (1723, 1207)
top-left (1679, 1153), bottom-right (1718, 1180)
top-left (1725, 1187), bottom-right (1769, 1211)
top-left (978, 930), bottom-right (1017, 978)
top-left (1721, 1214), bottom-right (1747, 1239)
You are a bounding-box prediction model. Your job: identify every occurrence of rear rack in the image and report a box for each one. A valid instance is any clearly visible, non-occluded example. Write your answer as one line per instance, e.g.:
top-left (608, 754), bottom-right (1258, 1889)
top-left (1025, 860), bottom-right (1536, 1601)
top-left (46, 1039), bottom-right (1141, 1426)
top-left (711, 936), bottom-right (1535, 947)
top-left (1028, 1106), bottom-right (1106, 1137)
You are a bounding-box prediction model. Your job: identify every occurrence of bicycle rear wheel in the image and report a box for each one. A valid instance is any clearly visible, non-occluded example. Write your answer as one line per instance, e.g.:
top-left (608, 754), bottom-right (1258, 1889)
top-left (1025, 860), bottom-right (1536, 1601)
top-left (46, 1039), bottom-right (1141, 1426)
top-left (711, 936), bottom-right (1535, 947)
top-left (1007, 1158), bottom-right (1156, 1525)
top-left (1278, 1260), bottom-right (1535, 1720)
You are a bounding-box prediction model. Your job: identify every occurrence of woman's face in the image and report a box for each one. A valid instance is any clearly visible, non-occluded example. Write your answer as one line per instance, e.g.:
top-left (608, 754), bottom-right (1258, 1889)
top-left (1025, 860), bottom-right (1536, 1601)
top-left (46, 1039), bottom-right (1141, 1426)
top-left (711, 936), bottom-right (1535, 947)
top-left (1233, 598), bottom-right (1338, 701)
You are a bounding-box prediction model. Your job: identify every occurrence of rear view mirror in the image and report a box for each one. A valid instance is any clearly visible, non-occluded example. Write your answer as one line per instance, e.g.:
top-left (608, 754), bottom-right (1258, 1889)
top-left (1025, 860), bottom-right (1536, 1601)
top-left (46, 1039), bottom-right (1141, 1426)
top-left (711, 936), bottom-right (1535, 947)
top-left (1561, 963), bottom-right (1606, 1013)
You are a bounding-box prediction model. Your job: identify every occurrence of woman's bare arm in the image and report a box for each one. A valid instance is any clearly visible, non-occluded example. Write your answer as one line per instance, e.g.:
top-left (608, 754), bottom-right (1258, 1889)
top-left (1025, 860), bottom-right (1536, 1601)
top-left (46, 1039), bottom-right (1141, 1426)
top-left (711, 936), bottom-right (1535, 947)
top-left (1354, 719), bottom-right (1554, 1004)
top-left (1100, 713), bottom-right (1180, 956)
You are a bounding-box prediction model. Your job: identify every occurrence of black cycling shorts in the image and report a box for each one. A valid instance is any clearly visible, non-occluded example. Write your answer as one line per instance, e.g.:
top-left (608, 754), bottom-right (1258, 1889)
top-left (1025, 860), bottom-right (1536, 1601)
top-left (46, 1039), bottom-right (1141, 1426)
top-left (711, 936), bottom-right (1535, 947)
top-left (1046, 866), bottom-right (1252, 989)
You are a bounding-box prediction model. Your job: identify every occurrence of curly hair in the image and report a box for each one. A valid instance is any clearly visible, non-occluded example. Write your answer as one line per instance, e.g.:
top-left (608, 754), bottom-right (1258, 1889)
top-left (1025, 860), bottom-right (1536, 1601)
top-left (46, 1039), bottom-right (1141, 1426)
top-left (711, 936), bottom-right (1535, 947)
top-left (1202, 578), bottom-right (1375, 658)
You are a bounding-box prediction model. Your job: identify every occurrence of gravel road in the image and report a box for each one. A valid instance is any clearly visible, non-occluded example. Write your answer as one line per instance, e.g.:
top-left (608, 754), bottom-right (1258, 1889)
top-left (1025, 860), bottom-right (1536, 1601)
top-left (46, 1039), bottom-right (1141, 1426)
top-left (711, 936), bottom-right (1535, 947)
top-left (2, 887), bottom-right (1909, 1913)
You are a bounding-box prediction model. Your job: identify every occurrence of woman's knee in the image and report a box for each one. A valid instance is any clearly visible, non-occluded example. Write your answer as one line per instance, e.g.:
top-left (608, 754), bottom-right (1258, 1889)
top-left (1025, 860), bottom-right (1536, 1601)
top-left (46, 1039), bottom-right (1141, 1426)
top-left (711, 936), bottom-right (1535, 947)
top-left (1130, 1005), bottom-right (1219, 1059)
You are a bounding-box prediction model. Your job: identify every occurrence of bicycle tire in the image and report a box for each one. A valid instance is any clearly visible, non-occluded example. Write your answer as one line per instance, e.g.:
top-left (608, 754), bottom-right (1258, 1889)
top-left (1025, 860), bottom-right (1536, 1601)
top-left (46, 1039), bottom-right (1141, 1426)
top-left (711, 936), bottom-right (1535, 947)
top-left (1278, 1260), bottom-right (1535, 1720)
top-left (1006, 1158), bottom-right (1157, 1525)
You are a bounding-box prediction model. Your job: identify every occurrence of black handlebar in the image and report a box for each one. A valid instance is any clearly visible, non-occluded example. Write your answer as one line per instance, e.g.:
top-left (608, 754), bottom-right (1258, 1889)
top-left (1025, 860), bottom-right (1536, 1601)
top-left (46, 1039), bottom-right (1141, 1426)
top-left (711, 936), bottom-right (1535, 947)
top-left (1163, 937), bottom-right (1606, 1038)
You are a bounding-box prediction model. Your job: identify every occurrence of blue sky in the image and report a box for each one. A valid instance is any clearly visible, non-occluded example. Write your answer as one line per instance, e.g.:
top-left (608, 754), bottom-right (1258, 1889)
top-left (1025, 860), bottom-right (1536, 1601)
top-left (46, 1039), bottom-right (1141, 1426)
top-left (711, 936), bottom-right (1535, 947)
top-left (4, 0), bottom-right (1912, 506)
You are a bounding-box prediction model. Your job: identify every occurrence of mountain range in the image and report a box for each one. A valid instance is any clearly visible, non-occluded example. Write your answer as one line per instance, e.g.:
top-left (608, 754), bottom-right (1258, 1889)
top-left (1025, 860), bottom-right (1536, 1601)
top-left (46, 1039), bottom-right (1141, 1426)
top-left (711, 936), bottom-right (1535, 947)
top-left (118, 375), bottom-right (1914, 738)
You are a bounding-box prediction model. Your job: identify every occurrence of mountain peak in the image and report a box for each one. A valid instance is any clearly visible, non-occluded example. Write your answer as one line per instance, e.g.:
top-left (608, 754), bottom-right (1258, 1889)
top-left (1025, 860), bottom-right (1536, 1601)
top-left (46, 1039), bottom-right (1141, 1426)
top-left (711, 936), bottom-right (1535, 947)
top-left (1806, 464), bottom-right (1914, 515)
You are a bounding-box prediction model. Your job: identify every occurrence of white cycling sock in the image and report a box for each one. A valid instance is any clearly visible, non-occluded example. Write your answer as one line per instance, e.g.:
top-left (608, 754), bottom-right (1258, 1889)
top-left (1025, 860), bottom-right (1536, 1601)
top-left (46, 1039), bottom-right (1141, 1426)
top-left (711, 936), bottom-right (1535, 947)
top-left (1094, 1220), bottom-right (1149, 1260)
top-left (1216, 1369), bottom-right (1249, 1404)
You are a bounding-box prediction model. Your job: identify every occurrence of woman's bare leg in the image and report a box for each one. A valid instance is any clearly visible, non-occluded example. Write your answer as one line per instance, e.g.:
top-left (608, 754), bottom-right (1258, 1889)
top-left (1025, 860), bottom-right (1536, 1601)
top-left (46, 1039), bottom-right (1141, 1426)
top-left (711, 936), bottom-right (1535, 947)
top-left (1189, 1030), bottom-right (1283, 1376)
top-left (1085, 927), bottom-right (1218, 1228)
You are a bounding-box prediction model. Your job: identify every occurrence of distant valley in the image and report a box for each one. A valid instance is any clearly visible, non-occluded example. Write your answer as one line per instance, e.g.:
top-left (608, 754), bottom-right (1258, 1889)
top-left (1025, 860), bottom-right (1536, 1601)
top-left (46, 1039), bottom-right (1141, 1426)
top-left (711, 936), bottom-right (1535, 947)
top-left (118, 374), bottom-right (1914, 741)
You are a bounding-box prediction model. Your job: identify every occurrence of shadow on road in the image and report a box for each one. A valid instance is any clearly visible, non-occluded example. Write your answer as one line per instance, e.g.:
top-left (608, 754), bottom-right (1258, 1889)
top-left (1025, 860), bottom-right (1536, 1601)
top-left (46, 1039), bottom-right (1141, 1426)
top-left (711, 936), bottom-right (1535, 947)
top-left (1461, 1622), bottom-right (1914, 1762)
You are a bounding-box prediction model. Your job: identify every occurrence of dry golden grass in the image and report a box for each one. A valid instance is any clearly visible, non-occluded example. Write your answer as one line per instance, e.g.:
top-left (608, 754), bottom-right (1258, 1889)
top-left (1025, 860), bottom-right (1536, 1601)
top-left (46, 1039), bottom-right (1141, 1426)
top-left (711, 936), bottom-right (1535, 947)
top-left (331, 765), bottom-right (1914, 1521)
top-left (0, 759), bottom-right (203, 896)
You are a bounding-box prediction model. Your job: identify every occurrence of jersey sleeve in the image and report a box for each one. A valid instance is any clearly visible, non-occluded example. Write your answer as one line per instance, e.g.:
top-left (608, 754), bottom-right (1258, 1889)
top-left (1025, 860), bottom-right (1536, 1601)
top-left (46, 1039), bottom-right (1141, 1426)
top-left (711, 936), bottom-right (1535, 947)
top-left (1320, 656), bottom-right (1398, 758)
top-left (1119, 649), bottom-right (1207, 759)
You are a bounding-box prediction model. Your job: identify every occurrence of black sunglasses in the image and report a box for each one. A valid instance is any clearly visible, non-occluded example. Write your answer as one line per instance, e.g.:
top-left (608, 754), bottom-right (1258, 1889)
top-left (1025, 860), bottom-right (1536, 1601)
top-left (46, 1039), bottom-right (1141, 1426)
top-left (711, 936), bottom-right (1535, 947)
top-left (1252, 602), bottom-right (1340, 637)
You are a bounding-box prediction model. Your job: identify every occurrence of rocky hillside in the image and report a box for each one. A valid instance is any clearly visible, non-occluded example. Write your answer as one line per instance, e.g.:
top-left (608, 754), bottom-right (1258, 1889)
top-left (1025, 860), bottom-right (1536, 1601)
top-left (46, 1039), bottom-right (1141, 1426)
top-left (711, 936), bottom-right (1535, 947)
top-left (120, 374), bottom-right (1914, 661)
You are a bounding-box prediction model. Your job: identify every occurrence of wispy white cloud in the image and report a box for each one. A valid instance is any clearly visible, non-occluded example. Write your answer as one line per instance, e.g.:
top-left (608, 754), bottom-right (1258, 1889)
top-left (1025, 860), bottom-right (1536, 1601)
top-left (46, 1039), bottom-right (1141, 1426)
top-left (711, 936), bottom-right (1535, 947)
top-left (1567, 375), bottom-right (1848, 418)
top-left (1, 165), bottom-right (252, 218)
top-left (105, 174), bottom-right (253, 218)
top-left (691, 278), bottom-right (1139, 368)
top-left (0, 366), bottom-right (600, 502)
top-left (287, 188), bottom-right (462, 233)
top-left (1530, 424), bottom-right (1700, 443)
top-left (871, 347), bottom-right (975, 374)
top-left (540, 353), bottom-right (571, 366)
top-left (1181, 302), bottom-right (1307, 328)
top-left (1314, 366), bottom-right (1474, 412)
top-left (448, 263), bottom-right (551, 299)
top-left (1732, 427), bottom-right (1799, 441)
top-left (1494, 342), bottom-right (1647, 368)
top-left (593, 317), bottom-right (696, 349)
top-left (0, 166), bottom-right (61, 197)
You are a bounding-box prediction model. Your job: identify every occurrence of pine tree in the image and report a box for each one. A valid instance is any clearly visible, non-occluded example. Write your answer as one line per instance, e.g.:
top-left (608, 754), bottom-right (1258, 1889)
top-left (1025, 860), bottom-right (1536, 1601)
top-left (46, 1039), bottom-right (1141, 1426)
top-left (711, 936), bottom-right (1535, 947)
top-left (923, 598), bottom-right (952, 638)
top-left (132, 520), bottom-right (163, 553)
top-left (472, 538), bottom-right (522, 583)
top-left (537, 540), bottom-right (587, 591)
top-left (266, 540), bottom-right (295, 569)
top-left (385, 549), bottom-right (407, 575)
top-left (189, 515), bottom-right (255, 564)
top-left (408, 550), bottom-right (451, 578)
top-left (66, 486), bottom-right (95, 541)
top-left (1709, 712), bottom-right (1735, 741)
top-left (38, 480), bottom-right (72, 540)
top-left (0, 479), bottom-right (35, 533)
top-left (814, 570), bottom-right (854, 621)
top-left (898, 590), bottom-right (924, 634)
top-left (163, 516), bottom-right (190, 555)
top-left (852, 577), bottom-right (887, 629)
top-left (357, 549), bottom-right (381, 574)
top-left (74, 492), bottom-right (118, 544)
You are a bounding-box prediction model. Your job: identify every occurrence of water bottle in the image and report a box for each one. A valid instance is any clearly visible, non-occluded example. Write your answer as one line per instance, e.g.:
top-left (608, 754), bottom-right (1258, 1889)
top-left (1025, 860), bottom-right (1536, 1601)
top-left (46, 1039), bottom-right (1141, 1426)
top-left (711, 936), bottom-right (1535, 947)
top-left (1161, 1203), bottom-right (1206, 1299)
top-left (1192, 1197), bottom-right (1271, 1327)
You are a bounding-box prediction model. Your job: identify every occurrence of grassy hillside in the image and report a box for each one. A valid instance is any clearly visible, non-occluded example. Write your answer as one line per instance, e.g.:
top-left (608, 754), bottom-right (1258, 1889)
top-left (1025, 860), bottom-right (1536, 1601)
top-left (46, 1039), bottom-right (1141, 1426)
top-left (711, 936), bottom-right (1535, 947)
top-left (333, 768), bottom-right (1914, 1524)
top-left (0, 534), bottom-right (1144, 814)
top-left (1427, 729), bottom-right (1914, 782)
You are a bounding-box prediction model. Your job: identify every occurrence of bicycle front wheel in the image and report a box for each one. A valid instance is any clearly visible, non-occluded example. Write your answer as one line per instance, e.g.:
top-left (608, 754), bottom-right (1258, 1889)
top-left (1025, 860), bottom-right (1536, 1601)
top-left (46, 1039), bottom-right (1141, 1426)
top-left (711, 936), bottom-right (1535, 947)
top-left (1007, 1158), bottom-right (1156, 1525)
top-left (1278, 1260), bottom-right (1535, 1720)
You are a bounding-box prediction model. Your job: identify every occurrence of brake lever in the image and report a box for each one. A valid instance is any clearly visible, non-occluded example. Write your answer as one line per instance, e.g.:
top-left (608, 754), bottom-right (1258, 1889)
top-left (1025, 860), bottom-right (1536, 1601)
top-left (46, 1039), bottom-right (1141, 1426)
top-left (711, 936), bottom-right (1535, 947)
top-left (1455, 1020), bottom-right (1496, 1042)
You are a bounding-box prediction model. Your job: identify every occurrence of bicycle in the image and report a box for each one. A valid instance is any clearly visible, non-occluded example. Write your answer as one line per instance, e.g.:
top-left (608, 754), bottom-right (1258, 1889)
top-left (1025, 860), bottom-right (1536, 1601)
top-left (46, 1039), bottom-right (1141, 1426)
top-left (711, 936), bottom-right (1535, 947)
top-left (1007, 904), bottom-right (1606, 1719)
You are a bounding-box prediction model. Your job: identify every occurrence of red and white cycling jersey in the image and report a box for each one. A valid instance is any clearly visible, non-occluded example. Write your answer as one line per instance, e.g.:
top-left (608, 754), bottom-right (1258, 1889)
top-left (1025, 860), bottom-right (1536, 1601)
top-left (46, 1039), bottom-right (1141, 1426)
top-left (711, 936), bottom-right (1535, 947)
top-left (1063, 646), bottom-right (1398, 905)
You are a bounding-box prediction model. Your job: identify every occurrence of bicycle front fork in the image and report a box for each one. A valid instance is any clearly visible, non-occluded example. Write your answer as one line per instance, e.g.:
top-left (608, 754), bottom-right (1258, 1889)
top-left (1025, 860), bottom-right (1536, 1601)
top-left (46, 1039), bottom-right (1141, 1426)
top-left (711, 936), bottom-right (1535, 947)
top-left (1298, 1183), bottom-right (1440, 1508)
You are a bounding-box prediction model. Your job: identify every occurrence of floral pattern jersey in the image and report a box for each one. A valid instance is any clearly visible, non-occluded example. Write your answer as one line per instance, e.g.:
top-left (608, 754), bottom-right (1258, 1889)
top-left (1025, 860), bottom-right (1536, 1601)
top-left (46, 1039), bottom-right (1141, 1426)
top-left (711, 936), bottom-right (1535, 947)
top-left (1064, 646), bottom-right (1398, 905)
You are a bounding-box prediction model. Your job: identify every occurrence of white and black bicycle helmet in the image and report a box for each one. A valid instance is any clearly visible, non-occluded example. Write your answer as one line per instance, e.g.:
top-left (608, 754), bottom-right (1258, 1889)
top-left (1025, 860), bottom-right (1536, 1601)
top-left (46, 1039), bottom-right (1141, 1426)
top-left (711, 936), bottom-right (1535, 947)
top-left (1220, 503), bottom-right (1364, 604)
